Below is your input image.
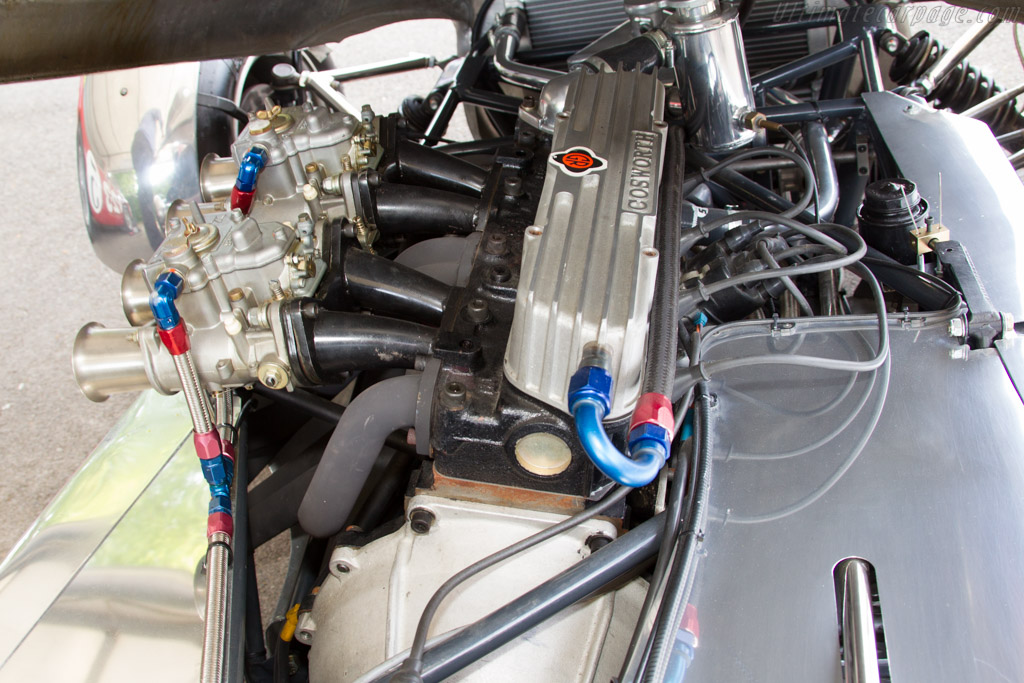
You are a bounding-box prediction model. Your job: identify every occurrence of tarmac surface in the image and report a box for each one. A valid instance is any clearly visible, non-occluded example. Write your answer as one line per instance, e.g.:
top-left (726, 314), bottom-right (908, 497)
top-left (0, 6), bottom-right (1019, 566)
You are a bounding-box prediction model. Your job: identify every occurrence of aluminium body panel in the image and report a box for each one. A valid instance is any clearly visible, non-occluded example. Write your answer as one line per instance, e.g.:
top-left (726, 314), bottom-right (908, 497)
top-left (0, 391), bottom-right (205, 682)
top-left (865, 90), bottom-right (1024, 320)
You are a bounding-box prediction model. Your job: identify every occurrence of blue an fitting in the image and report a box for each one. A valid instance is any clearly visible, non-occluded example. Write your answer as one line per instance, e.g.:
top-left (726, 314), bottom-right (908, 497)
top-left (149, 270), bottom-right (184, 331)
top-left (235, 147), bottom-right (268, 193)
top-left (628, 423), bottom-right (671, 464)
top-left (665, 631), bottom-right (695, 682)
top-left (568, 363), bottom-right (665, 487)
top-left (208, 493), bottom-right (233, 517)
top-left (200, 456), bottom-right (234, 492)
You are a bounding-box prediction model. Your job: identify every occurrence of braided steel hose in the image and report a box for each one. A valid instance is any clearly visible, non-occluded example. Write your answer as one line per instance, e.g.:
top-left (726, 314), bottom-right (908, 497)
top-left (150, 271), bottom-right (236, 683)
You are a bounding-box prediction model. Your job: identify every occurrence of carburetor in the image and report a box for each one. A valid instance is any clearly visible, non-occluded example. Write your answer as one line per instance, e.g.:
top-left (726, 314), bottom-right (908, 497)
top-left (73, 101), bottom-right (383, 400)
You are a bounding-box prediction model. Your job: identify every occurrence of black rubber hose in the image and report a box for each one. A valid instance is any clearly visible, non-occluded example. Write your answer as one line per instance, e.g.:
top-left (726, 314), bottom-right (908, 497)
top-left (373, 184), bottom-right (478, 236)
top-left (861, 257), bottom-right (960, 310)
top-left (298, 374), bottom-right (421, 538)
top-left (642, 385), bottom-right (713, 683)
top-left (643, 125), bottom-right (684, 397)
top-left (342, 247), bottom-right (451, 326)
top-left (385, 139), bottom-right (488, 196)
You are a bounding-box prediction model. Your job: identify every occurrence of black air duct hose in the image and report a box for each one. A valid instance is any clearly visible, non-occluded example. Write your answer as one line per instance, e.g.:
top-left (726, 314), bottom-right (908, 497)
top-left (298, 374), bottom-right (421, 538)
top-left (282, 302), bottom-right (436, 384)
top-left (586, 34), bottom-right (664, 74)
top-left (341, 247), bottom-right (451, 325)
top-left (643, 125), bottom-right (684, 397)
top-left (373, 184), bottom-right (479, 236)
top-left (385, 139), bottom-right (488, 196)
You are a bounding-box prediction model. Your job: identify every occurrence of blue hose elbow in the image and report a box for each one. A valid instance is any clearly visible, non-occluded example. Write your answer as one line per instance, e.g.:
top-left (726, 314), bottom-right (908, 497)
top-left (149, 270), bottom-right (184, 330)
top-left (573, 400), bottom-right (665, 487)
top-left (568, 363), bottom-right (666, 487)
top-left (235, 147), bottom-right (268, 193)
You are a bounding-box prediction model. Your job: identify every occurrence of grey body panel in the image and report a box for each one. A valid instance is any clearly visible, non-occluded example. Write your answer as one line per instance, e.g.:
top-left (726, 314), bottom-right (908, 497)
top-left (687, 316), bottom-right (1024, 682)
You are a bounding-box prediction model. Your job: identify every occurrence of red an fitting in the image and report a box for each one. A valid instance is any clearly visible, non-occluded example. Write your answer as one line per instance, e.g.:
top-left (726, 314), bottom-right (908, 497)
top-left (629, 392), bottom-right (674, 433)
top-left (193, 430), bottom-right (223, 461)
top-left (157, 322), bottom-right (190, 356)
top-left (231, 186), bottom-right (255, 214)
top-left (207, 511), bottom-right (234, 538)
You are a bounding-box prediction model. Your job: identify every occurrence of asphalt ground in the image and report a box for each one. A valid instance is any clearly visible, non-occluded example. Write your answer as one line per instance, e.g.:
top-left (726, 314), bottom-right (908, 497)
top-left (0, 7), bottom-right (1020, 564)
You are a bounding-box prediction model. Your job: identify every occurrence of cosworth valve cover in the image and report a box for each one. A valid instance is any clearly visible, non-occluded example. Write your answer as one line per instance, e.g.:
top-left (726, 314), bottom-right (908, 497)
top-left (504, 68), bottom-right (667, 418)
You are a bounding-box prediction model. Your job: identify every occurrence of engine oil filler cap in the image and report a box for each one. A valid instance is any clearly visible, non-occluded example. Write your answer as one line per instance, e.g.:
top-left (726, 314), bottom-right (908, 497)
top-left (515, 432), bottom-right (572, 476)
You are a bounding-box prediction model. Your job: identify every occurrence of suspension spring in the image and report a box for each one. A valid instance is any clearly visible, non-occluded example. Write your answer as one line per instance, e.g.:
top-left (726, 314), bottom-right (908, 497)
top-left (883, 29), bottom-right (1024, 146)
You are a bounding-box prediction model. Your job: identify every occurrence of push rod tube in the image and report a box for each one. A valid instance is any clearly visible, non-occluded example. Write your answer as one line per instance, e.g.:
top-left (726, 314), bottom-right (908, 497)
top-left (803, 121), bottom-right (839, 221)
top-left (752, 38), bottom-right (861, 93)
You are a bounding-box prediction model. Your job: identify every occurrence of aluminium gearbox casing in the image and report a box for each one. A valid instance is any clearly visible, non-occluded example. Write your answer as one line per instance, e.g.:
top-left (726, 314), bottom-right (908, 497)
top-left (504, 69), bottom-right (667, 419)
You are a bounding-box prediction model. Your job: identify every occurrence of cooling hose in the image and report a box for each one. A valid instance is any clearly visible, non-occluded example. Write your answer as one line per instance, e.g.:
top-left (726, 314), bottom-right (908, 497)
top-left (297, 373), bottom-right (421, 538)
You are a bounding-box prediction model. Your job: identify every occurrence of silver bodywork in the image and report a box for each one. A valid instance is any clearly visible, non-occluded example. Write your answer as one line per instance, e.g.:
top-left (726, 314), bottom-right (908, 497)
top-left (505, 68), bottom-right (666, 418)
top-left (684, 313), bottom-right (1024, 681)
top-left (0, 392), bottom-right (202, 682)
top-left (78, 64), bottom-right (203, 271)
top-left (308, 495), bottom-right (645, 682)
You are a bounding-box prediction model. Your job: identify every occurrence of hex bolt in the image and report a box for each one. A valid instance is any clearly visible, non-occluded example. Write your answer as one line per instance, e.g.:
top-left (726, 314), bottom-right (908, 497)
top-left (521, 95), bottom-right (537, 111)
top-left (503, 176), bottom-right (524, 197)
top-left (950, 345), bottom-right (969, 360)
top-left (485, 233), bottom-right (508, 256)
top-left (409, 508), bottom-right (436, 534)
top-left (490, 265), bottom-right (512, 283)
top-left (948, 318), bottom-right (966, 338)
top-left (466, 298), bottom-right (490, 323)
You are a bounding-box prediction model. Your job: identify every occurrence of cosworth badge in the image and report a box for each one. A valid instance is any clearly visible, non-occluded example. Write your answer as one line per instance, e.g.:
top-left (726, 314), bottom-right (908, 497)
top-left (550, 147), bottom-right (607, 176)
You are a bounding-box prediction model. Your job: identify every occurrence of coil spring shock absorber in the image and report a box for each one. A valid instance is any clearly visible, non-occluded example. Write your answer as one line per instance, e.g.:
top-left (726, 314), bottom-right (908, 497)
top-left (883, 29), bottom-right (1024, 145)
